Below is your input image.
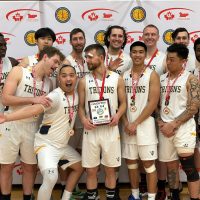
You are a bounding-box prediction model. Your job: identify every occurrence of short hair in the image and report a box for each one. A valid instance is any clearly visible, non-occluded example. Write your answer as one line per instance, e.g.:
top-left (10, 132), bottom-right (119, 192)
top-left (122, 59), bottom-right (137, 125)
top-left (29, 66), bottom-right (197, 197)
top-left (38, 46), bottom-right (65, 62)
top-left (171, 27), bottom-right (189, 41)
top-left (84, 44), bottom-right (106, 59)
top-left (70, 28), bottom-right (85, 42)
top-left (35, 27), bottom-right (56, 42)
top-left (59, 64), bottom-right (76, 74)
top-left (194, 38), bottom-right (200, 51)
top-left (0, 33), bottom-right (4, 37)
top-left (130, 41), bottom-right (147, 52)
top-left (143, 24), bottom-right (159, 35)
top-left (167, 43), bottom-right (189, 59)
top-left (104, 25), bottom-right (127, 49)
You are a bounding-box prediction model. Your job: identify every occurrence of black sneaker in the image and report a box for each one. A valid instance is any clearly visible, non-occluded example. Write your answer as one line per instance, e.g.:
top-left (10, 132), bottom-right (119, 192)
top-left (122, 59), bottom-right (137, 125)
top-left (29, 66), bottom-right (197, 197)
top-left (155, 189), bottom-right (167, 200)
top-left (139, 182), bottom-right (148, 197)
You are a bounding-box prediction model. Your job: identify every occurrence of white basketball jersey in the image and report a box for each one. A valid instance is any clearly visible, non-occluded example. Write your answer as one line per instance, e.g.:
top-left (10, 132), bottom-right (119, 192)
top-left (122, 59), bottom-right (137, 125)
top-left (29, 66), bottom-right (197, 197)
top-left (85, 70), bottom-right (119, 118)
top-left (9, 66), bottom-right (51, 122)
top-left (145, 50), bottom-right (165, 76)
top-left (28, 54), bottom-right (57, 89)
top-left (160, 70), bottom-right (191, 122)
top-left (106, 52), bottom-right (132, 75)
top-left (35, 87), bottom-right (78, 148)
top-left (122, 67), bottom-right (157, 145)
top-left (67, 54), bottom-right (90, 78)
top-left (0, 57), bottom-right (12, 112)
top-left (184, 54), bottom-right (196, 73)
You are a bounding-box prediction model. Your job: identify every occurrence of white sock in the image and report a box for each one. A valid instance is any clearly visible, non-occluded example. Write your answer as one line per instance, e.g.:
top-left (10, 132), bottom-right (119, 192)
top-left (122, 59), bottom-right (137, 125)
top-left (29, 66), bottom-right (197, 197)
top-left (148, 193), bottom-right (156, 200)
top-left (61, 190), bottom-right (72, 200)
top-left (131, 188), bottom-right (139, 199)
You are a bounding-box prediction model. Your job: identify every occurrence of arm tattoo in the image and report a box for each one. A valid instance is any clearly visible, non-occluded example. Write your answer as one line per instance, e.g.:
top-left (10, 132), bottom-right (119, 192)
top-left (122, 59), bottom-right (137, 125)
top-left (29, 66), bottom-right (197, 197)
top-left (175, 76), bottom-right (200, 126)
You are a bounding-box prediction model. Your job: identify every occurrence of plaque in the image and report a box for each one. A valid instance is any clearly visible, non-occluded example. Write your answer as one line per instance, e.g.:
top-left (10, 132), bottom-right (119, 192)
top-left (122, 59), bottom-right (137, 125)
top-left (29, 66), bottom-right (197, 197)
top-left (88, 99), bottom-right (111, 125)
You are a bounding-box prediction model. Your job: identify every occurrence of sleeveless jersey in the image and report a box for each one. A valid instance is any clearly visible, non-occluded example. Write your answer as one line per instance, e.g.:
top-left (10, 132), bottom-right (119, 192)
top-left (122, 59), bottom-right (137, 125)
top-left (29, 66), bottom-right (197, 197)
top-left (28, 54), bottom-right (57, 89)
top-left (85, 70), bottom-right (119, 118)
top-left (122, 67), bottom-right (157, 145)
top-left (184, 54), bottom-right (196, 73)
top-left (106, 52), bottom-right (132, 75)
top-left (0, 57), bottom-right (12, 112)
top-left (35, 87), bottom-right (78, 148)
top-left (160, 70), bottom-right (191, 122)
top-left (9, 66), bottom-right (51, 122)
top-left (66, 54), bottom-right (90, 78)
top-left (145, 50), bottom-right (165, 76)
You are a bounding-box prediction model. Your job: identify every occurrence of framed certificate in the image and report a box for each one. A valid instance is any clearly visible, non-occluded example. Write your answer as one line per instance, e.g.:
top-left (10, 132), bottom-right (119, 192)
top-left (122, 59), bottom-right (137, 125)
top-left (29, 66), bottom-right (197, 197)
top-left (88, 98), bottom-right (111, 125)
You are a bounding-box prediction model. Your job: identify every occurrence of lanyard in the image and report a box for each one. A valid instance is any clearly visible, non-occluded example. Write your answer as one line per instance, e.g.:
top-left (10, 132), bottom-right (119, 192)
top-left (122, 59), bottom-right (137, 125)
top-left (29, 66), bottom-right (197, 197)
top-left (146, 49), bottom-right (158, 68)
top-left (75, 58), bottom-right (85, 73)
top-left (165, 69), bottom-right (184, 105)
top-left (65, 92), bottom-right (75, 123)
top-left (106, 50), bottom-right (122, 67)
top-left (93, 70), bottom-right (106, 100)
top-left (131, 66), bottom-right (146, 102)
top-left (0, 58), bottom-right (3, 84)
top-left (32, 67), bottom-right (45, 97)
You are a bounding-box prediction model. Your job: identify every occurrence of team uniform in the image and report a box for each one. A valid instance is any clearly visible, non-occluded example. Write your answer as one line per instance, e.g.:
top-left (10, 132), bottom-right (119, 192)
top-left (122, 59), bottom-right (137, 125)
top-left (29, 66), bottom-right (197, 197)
top-left (145, 50), bottom-right (166, 76)
top-left (122, 68), bottom-right (158, 160)
top-left (159, 70), bottom-right (197, 162)
top-left (66, 54), bottom-right (90, 149)
top-left (0, 56), bottom-right (12, 112)
top-left (28, 54), bottom-right (57, 89)
top-left (0, 66), bottom-right (51, 164)
top-left (184, 54), bottom-right (196, 73)
top-left (82, 71), bottom-right (121, 168)
top-left (105, 52), bottom-right (132, 75)
top-left (34, 87), bottom-right (81, 172)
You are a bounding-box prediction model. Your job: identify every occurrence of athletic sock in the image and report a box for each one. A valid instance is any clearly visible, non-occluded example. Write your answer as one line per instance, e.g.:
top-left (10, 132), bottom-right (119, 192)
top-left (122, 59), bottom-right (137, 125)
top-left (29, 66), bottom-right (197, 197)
top-left (157, 179), bottom-right (166, 190)
top-left (148, 193), bottom-right (156, 200)
top-left (131, 188), bottom-right (140, 199)
top-left (61, 190), bottom-right (72, 200)
top-left (23, 194), bottom-right (32, 200)
top-left (170, 188), bottom-right (180, 200)
top-left (1, 194), bottom-right (11, 200)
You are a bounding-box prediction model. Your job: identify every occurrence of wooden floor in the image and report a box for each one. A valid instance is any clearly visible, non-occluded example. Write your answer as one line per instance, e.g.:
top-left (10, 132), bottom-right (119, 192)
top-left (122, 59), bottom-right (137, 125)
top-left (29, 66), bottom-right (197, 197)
top-left (11, 183), bottom-right (191, 200)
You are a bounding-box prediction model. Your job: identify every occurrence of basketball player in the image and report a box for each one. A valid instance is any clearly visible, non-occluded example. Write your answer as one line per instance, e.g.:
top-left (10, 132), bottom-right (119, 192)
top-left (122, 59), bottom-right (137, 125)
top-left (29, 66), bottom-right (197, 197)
top-left (0, 64), bottom-right (83, 200)
top-left (172, 27), bottom-right (195, 72)
top-left (193, 38), bottom-right (200, 190)
top-left (78, 44), bottom-right (126, 200)
top-left (0, 47), bottom-right (65, 200)
top-left (0, 32), bottom-right (19, 199)
top-left (139, 24), bottom-right (167, 199)
top-left (19, 27), bottom-right (57, 89)
top-left (122, 41), bottom-right (160, 200)
top-left (104, 25), bottom-right (132, 75)
top-left (158, 43), bottom-right (200, 200)
top-left (62, 28), bottom-right (89, 200)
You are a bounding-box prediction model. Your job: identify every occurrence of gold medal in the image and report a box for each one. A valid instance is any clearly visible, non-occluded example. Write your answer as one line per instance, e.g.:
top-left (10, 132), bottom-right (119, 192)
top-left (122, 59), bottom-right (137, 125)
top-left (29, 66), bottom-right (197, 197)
top-left (68, 129), bottom-right (74, 136)
top-left (130, 105), bottom-right (137, 112)
top-left (163, 107), bottom-right (170, 115)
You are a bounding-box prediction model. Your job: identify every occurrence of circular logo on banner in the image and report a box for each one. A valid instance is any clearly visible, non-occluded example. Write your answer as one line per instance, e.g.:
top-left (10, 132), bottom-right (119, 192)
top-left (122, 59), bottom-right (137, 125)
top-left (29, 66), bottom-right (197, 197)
top-left (55, 7), bottom-right (71, 23)
top-left (24, 30), bottom-right (36, 46)
top-left (163, 29), bottom-right (174, 45)
top-left (94, 30), bottom-right (105, 45)
top-left (130, 7), bottom-right (146, 22)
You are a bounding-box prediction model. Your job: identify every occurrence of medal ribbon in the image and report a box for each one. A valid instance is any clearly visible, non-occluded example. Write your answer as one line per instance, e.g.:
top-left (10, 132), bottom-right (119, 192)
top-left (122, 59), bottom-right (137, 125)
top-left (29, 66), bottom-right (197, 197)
top-left (75, 58), bottom-right (85, 73)
top-left (0, 58), bottom-right (3, 84)
top-left (131, 66), bottom-right (146, 102)
top-left (146, 48), bottom-right (158, 68)
top-left (106, 50), bottom-right (122, 67)
top-left (65, 92), bottom-right (75, 123)
top-left (32, 67), bottom-right (45, 97)
top-left (93, 70), bottom-right (106, 100)
top-left (165, 69), bottom-right (184, 105)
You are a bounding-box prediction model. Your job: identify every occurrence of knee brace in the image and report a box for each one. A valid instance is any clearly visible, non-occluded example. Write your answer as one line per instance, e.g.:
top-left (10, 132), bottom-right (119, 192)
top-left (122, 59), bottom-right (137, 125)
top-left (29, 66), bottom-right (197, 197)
top-left (144, 164), bottom-right (156, 173)
top-left (127, 163), bottom-right (138, 169)
top-left (179, 155), bottom-right (199, 182)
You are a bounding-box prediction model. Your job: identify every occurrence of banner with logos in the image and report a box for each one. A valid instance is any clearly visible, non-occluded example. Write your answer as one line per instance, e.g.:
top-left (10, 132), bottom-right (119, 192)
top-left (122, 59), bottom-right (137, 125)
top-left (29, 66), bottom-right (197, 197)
top-left (1, 0), bottom-right (199, 183)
